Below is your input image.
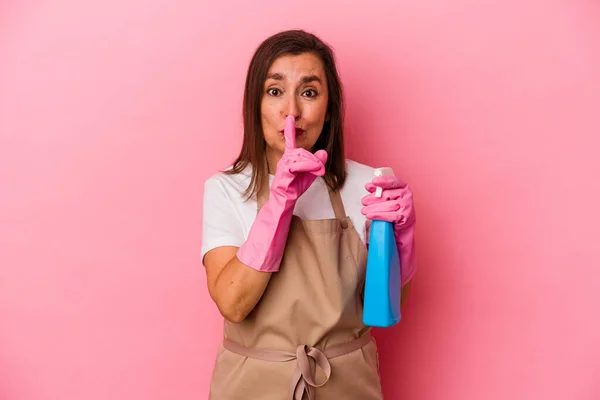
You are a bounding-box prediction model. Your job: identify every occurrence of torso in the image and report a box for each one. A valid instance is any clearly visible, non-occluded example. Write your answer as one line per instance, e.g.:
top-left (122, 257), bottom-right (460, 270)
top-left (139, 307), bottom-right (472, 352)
top-left (207, 168), bottom-right (384, 400)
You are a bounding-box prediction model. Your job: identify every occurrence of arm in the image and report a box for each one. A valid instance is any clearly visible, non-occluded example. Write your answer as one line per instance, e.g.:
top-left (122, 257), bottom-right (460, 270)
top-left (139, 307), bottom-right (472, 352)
top-left (401, 280), bottom-right (412, 307)
top-left (203, 247), bottom-right (272, 323)
top-left (202, 115), bottom-right (328, 323)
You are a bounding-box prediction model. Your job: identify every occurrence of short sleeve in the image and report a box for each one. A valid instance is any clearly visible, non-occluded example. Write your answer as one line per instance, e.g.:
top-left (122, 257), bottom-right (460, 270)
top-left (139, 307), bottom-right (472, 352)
top-left (200, 176), bottom-right (245, 264)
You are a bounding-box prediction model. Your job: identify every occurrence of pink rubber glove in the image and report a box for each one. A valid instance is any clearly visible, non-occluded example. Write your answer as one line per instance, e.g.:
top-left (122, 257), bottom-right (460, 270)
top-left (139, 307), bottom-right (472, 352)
top-left (236, 115), bottom-right (328, 272)
top-left (361, 175), bottom-right (417, 286)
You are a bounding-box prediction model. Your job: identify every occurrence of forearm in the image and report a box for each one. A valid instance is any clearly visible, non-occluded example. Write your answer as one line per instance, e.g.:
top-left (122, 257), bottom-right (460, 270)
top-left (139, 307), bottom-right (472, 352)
top-left (236, 195), bottom-right (295, 272)
top-left (213, 196), bottom-right (294, 322)
top-left (400, 280), bottom-right (412, 307)
top-left (396, 218), bottom-right (416, 287)
top-left (213, 255), bottom-right (273, 323)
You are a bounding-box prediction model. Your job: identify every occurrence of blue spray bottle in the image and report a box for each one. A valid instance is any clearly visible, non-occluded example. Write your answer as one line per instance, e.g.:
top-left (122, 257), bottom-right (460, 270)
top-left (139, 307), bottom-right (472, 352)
top-left (362, 167), bottom-right (402, 328)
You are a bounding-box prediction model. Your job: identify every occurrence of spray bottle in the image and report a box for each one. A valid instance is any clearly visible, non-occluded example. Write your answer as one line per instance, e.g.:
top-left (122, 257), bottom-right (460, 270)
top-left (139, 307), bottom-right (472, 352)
top-left (362, 167), bottom-right (402, 328)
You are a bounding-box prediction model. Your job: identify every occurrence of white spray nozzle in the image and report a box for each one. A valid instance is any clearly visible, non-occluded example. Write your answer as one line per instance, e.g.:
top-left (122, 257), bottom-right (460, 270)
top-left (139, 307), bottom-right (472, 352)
top-left (373, 167), bottom-right (395, 198)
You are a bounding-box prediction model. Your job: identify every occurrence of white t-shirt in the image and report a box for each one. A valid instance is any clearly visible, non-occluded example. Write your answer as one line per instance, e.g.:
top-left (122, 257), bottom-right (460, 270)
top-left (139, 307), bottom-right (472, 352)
top-left (200, 159), bottom-right (376, 262)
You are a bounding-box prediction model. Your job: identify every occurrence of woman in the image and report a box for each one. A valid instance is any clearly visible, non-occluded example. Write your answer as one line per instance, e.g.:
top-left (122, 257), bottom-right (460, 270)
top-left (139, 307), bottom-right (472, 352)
top-left (201, 29), bottom-right (416, 400)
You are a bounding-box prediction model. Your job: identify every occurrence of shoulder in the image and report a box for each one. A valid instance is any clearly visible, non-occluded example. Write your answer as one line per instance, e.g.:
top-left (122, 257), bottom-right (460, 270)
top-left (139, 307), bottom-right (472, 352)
top-left (344, 159), bottom-right (375, 185)
top-left (335, 159), bottom-right (375, 199)
top-left (203, 165), bottom-right (252, 201)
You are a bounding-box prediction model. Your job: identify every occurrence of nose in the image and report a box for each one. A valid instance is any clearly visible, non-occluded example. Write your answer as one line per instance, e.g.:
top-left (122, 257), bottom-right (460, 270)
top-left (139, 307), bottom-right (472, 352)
top-left (283, 94), bottom-right (300, 119)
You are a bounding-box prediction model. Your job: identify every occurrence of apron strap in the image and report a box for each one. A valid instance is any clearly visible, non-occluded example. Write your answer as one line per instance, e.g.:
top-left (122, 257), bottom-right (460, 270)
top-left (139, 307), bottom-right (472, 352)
top-left (327, 188), bottom-right (348, 225)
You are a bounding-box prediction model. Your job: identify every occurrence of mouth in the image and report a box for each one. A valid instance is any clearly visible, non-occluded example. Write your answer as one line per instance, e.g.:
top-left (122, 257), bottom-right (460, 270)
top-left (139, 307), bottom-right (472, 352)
top-left (280, 128), bottom-right (305, 136)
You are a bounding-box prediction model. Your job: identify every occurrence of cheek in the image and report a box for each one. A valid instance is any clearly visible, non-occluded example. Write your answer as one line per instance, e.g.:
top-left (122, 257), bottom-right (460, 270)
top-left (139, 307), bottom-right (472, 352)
top-left (260, 114), bottom-right (282, 146)
top-left (305, 103), bottom-right (328, 133)
top-left (305, 98), bottom-right (328, 123)
top-left (261, 102), bottom-right (279, 127)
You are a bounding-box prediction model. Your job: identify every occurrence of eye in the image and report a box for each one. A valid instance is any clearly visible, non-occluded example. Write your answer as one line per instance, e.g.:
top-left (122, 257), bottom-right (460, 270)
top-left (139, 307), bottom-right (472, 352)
top-left (266, 88), bottom-right (281, 96)
top-left (302, 89), bottom-right (318, 98)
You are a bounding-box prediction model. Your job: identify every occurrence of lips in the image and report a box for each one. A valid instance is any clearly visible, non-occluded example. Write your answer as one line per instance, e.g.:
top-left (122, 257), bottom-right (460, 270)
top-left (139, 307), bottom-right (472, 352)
top-left (279, 128), bottom-right (305, 136)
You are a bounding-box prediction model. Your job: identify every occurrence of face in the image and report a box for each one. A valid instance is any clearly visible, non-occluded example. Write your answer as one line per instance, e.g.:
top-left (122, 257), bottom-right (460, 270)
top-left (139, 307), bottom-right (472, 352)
top-left (261, 53), bottom-right (329, 160)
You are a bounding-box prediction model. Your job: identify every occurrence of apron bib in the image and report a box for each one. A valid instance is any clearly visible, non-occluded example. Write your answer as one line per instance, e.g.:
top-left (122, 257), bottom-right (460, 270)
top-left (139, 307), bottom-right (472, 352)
top-left (208, 175), bottom-right (384, 400)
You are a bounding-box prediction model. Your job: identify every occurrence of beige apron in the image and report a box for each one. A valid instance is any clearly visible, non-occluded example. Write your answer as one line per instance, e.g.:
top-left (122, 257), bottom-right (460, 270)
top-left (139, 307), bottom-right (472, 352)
top-left (208, 176), bottom-right (384, 400)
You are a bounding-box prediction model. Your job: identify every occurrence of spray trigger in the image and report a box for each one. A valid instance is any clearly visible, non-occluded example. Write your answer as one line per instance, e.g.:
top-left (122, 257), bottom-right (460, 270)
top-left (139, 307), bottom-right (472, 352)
top-left (373, 167), bottom-right (395, 198)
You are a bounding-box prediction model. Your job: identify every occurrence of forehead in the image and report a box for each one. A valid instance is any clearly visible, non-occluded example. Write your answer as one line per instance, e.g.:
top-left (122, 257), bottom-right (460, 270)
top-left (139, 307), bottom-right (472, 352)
top-left (267, 53), bottom-right (326, 80)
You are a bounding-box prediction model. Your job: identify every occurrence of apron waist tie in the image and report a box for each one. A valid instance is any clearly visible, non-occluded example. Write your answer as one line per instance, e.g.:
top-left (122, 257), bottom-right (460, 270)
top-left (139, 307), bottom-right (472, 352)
top-left (223, 333), bottom-right (373, 400)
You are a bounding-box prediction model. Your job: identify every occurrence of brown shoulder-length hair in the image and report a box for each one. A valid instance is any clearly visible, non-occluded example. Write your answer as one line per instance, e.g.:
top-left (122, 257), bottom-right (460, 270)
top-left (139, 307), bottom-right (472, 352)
top-left (225, 29), bottom-right (347, 200)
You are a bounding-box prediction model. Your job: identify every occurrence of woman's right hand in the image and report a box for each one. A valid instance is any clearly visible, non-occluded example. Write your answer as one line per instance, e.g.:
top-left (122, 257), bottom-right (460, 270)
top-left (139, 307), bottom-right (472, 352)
top-left (271, 115), bottom-right (328, 202)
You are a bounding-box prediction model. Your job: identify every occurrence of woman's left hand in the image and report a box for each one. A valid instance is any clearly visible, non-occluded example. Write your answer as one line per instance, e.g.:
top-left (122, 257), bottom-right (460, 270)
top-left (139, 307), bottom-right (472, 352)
top-left (361, 174), bottom-right (417, 286)
top-left (361, 175), bottom-right (414, 227)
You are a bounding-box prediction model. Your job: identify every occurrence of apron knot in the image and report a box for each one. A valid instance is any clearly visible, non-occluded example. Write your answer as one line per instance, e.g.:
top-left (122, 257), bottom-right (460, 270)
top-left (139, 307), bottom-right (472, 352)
top-left (290, 344), bottom-right (331, 400)
top-left (222, 333), bottom-right (373, 400)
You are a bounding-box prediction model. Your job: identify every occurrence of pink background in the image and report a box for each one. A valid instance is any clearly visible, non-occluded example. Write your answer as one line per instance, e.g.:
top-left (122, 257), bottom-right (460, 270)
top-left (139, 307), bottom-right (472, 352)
top-left (1, 0), bottom-right (599, 399)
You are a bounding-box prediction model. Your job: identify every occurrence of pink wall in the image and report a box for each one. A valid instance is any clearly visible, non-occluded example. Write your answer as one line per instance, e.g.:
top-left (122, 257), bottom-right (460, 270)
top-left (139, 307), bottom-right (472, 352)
top-left (1, 1), bottom-right (599, 399)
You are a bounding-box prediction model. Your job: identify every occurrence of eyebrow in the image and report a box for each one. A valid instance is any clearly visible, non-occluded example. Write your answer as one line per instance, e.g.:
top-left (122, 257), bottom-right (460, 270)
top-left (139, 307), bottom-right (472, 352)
top-left (266, 73), bottom-right (322, 84)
